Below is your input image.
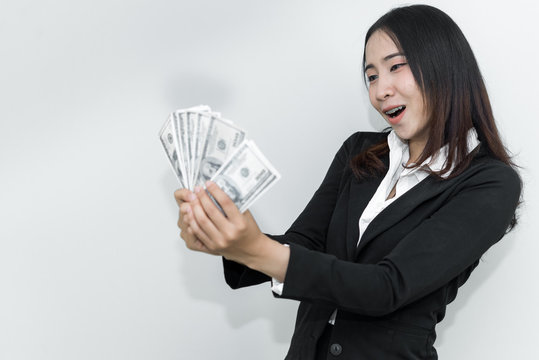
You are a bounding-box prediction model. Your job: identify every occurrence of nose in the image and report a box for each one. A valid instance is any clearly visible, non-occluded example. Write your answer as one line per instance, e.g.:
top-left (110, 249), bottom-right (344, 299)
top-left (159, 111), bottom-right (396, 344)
top-left (375, 75), bottom-right (394, 101)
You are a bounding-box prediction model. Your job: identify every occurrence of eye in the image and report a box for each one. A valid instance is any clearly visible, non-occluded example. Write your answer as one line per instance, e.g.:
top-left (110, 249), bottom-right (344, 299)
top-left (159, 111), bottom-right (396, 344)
top-left (390, 63), bottom-right (407, 71)
top-left (367, 74), bottom-right (378, 83)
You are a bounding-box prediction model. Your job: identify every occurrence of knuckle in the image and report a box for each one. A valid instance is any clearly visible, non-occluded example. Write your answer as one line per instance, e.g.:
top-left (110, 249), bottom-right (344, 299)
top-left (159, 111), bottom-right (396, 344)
top-left (175, 188), bottom-right (192, 202)
top-left (186, 222), bottom-right (195, 232)
top-left (206, 204), bottom-right (220, 218)
top-left (179, 215), bottom-right (189, 228)
top-left (179, 211), bottom-right (188, 223)
top-left (228, 231), bottom-right (238, 240)
top-left (223, 229), bottom-right (236, 242)
top-left (206, 241), bottom-right (217, 252)
top-left (220, 195), bottom-right (234, 208)
top-left (214, 239), bottom-right (225, 251)
top-left (198, 215), bottom-right (210, 227)
top-left (174, 190), bottom-right (184, 202)
top-left (236, 222), bottom-right (247, 233)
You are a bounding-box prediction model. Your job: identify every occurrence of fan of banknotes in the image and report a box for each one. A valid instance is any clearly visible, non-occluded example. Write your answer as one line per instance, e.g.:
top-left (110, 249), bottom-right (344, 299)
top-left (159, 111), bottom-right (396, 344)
top-left (159, 105), bottom-right (281, 213)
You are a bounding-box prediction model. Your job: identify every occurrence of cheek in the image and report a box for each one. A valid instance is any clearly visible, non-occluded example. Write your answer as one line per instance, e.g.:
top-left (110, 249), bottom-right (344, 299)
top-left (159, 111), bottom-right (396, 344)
top-left (404, 83), bottom-right (427, 114)
top-left (399, 70), bottom-right (421, 100)
top-left (402, 80), bottom-right (420, 98)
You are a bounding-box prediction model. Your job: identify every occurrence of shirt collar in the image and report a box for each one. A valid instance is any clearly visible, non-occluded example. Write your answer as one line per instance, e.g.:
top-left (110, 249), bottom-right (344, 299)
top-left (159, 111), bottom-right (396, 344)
top-left (387, 127), bottom-right (480, 177)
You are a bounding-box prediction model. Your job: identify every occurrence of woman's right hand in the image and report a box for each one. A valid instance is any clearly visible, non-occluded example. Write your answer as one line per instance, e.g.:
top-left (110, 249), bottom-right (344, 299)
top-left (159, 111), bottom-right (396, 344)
top-left (174, 188), bottom-right (217, 255)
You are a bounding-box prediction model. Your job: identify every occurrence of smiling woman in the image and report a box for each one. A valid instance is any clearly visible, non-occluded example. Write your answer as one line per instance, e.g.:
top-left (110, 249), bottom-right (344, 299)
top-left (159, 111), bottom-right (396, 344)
top-left (174, 4), bottom-right (522, 360)
top-left (355, 5), bottom-right (515, 182)
top-left (365, 30), bottom-right (430, 161)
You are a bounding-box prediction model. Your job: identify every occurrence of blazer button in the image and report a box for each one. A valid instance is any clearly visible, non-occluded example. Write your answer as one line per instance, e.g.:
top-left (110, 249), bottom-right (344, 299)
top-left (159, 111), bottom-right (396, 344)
top-left (329, 343), bottom-right (342, 356)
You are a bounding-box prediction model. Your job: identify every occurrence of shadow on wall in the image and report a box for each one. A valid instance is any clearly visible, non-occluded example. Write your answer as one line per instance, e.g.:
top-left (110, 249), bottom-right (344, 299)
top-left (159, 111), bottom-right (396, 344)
top-left (161, 170), bottom-right (295, 343)
top-left (177, 241), bottom-right (296, 344)
top-left (159, 67), bottom-right (297, 344)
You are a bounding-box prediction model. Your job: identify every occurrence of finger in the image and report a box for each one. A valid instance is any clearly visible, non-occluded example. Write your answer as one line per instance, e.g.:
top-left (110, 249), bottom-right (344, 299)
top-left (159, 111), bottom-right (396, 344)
top-left (180, 225), bottom-right (211, 253)
top-left (190, 196), bottom-right (224, 247)
top-left (205, 181), bottom-right (242, 223)
top-left (186, 210), bottom-right (215, 249)
top-left (174, 188), bottom-right (196, 207)
top-left (194, 186), bottom-right (230, 230)
top-left (178, 203), bottom-right (192, 228)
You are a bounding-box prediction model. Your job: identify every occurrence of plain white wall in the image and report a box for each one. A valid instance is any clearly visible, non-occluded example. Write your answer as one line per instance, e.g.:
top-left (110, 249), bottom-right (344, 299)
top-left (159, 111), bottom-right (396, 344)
top-left (1, 0), bottom-right (537, 358)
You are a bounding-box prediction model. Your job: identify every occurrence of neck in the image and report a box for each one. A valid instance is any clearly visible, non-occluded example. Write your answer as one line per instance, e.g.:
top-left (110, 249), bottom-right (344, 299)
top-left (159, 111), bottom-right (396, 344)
top-left (407, 139), bottom-right (427, 165)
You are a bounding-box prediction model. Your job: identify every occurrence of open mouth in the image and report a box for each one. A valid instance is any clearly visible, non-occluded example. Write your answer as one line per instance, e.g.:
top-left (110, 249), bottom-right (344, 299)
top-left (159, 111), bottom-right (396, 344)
top-left (385, 105), bottom-right (406, 118)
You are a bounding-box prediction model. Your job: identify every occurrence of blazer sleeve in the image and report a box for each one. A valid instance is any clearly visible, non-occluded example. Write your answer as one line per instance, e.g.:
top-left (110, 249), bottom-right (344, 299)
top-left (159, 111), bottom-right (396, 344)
top-left (279, 160), bottom-right (522, 316)
top-left (223, 132), bottom-right (374, 289)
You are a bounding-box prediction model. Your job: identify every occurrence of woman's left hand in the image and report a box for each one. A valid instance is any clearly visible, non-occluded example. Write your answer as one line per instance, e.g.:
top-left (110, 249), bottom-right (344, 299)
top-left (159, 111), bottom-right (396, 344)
top-left (187, 181), bottom-right (266, 265)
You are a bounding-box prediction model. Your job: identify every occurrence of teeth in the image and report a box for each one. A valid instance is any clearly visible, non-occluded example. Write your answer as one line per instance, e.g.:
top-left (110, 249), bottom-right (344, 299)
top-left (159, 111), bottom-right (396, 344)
top-left (385, 105), bottom-right (404, 115)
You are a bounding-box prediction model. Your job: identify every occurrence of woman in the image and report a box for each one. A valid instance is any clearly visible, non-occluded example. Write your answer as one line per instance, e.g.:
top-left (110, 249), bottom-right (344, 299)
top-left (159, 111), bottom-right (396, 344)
top-left (174, 5), bottom-right (521, 359)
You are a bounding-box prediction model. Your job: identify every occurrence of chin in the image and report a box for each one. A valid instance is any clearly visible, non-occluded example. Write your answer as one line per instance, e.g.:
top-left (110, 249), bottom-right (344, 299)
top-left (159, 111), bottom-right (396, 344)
top-left (392, 129), bottom-right (411, 141)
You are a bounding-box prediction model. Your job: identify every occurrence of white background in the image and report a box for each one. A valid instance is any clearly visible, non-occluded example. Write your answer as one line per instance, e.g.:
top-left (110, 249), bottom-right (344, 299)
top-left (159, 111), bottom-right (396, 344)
top-left (1, 0), bottom-right (537, 359)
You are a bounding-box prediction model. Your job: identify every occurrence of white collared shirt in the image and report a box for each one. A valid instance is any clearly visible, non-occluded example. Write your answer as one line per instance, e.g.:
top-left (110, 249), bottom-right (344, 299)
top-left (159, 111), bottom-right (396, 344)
top-left (358, 128), bottom-right (479, 245)
top-left (272, 129), bottom-right (480, 304)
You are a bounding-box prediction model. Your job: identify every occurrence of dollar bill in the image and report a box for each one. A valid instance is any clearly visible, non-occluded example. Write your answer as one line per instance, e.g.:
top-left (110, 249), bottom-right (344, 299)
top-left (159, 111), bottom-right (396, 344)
top-left (239, 172), bottom-right (278, 212)
top-left (184, 105), bottom-right (212, 188)
top-left (209, 140), bottom-right (281, 213)
top-left (235, 144), bottom-right (280, 212)
top-left (171, 111), bottom-right (190, 189)
top-left (168, 105), bottom-right (212, 189)
top-left (192, 111), bottom-right (212, 188)
top-left (195, 116), bottom-right (247, 187)
top-left (159, 114), bottom-right (186, 188)
top-left (160, 106), bottom-right (280, 211)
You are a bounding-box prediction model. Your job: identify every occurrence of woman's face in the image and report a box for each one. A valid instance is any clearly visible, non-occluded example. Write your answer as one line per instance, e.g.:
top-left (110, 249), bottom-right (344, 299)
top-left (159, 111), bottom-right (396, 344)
top-left (365, 30), bottom-right (430, 151)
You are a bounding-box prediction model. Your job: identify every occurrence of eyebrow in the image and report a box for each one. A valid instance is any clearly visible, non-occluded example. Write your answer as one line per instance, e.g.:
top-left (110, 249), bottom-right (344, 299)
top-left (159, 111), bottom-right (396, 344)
top-left (364, 52), bottom-right (405, 72)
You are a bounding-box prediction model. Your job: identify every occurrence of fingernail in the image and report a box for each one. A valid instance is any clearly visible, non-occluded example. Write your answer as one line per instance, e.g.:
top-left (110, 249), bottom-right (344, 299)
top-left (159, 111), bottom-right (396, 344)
top-left (188, 193), bottom-right (196, 201)
top-left (194, 186), bottom-right (201, 194)
top-left (206, 181), bottom-right (214, 188)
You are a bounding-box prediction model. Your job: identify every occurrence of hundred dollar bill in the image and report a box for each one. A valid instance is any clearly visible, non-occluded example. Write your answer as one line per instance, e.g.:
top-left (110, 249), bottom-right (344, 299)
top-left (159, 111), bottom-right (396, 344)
top-left (176, 105), bottom-right (212, 188)
top-left (234, 142), bottom-right (281, 212)
top-left (191, 111), bottom-right (212, 188)
top-left (186, 111), bottom-right (196, 187)
top-left (184, 109), bottom-right (220, 188)
top-left (224, 141), bottom-right (280, 212)
top-left (239, 171), bottom-right (278, 213)
top-left (162, 105), bottom-right (210, 188)
top-left (195, 116), bottom-right (246, 187)
top-left (172, 111), bottom-right (191, 188)
top-left (209, 140), bottom-right (281, 213)
top-left (159, 114), bottom-right (186, 188)
top-left (188, 110), bottom-right (208, 187)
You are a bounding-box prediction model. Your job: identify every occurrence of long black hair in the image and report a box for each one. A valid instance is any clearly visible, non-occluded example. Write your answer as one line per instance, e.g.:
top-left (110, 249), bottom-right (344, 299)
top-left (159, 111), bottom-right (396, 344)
top-left (350, 4), bottom-right (521, 230)
top-left (352, 4), bottom-right (516, 180)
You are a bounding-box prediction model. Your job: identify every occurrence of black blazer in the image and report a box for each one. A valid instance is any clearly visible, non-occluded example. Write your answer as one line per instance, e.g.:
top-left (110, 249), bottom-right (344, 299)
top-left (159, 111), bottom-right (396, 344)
top-left (223, 132), bottom-right (521, 359)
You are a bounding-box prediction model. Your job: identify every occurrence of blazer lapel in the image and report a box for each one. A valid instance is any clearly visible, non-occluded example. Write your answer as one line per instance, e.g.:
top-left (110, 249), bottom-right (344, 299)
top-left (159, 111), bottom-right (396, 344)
top-left (344, 153), bottom-right (390, 260)
top-left (345, 176), bottom-right (383, 259)
top-left (353, 174), bottom-right (453, 259)
top-left (348, 141), bottom-right (485, 261)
